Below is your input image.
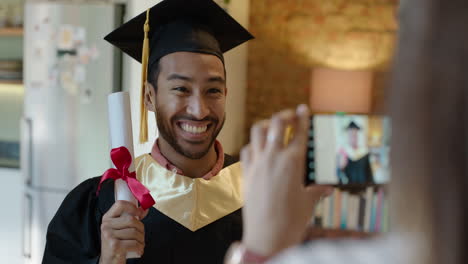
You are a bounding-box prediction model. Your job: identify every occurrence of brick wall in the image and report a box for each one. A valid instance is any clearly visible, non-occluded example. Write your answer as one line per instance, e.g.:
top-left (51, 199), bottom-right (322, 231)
top-left (246, 1), bottom-right (312, 140)
top-left (245, 0), bottom-right (396, 143)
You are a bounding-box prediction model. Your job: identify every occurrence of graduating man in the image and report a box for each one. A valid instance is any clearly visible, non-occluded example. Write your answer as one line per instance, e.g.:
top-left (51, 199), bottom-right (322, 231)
top-left (337, 121), bottom-right (373, 184)
top-left (42, 0), bottom-right (253, 263)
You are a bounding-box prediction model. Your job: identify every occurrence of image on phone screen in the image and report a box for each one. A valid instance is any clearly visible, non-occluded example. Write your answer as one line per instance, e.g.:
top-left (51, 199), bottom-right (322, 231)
top-left (305, 114), bottom-right (391, 186)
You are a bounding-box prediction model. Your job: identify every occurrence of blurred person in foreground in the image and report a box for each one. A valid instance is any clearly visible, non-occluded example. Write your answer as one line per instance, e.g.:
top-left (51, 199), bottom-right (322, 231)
top-left (224, 0), bottom-right (468, 262)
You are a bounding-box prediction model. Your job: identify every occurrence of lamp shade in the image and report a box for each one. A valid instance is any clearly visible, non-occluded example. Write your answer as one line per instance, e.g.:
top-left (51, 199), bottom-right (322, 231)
top-left (310, 67), bottom-right (373, 114)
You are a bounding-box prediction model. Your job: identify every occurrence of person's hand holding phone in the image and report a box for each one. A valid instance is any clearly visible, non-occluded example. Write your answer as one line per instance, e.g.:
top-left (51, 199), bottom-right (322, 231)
top-left (240, 105), bottom-right (333, 258)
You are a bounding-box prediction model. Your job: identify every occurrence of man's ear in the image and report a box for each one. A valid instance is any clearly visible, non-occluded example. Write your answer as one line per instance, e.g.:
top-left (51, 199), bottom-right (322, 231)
top-left (144, 82), bottom-right (156, 112)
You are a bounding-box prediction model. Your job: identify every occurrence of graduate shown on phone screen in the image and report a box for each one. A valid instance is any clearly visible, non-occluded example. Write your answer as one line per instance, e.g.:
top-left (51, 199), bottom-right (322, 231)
top-left (337, 121), bottom-right (373, 184)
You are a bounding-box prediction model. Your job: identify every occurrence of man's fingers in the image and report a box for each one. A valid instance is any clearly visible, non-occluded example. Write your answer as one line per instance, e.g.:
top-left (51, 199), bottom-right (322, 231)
top-left (101, 228), bottom-right (145, 256)
top-left (117, 240), bottom-right (145, 256)
top-left (100, 202), bottom-right (147, 263)
top-left (104, 200), bottom-right (143, 219)
top-left (140, 208), bottom-right (150, 220)
top-left (112, 228), bottom-right (145, 244)
top-left (103, 213), bottom-right (145, 233)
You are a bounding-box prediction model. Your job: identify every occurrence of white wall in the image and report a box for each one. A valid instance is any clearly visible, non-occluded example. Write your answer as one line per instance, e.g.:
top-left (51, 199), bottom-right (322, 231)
top-left (217, 0), bottom-right (250, 155)
top-left (122, 0), bottom-right (160, 158)
top-left (124, 0), bottom-right (250, 157)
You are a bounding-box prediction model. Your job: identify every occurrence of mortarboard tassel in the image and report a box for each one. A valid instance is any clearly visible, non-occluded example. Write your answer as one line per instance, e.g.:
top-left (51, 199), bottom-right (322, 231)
top-left (139, 9), bottom-right (150, 143)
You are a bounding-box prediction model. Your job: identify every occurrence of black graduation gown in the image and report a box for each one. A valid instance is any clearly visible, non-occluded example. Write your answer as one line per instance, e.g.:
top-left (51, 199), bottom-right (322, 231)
top-left (42, 155), bottom-right (242, 264)
top-left (343, 154), bottom-right (373, 184)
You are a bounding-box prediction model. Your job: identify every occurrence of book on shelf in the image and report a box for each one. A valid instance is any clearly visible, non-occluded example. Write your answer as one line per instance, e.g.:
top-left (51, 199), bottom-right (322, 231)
top-left (340, 191), bottom-right (348, 229)
top-left (312, 185), bottom-right (389, 233)
top-left (322, 196), bottom-right (331, 229)
top-left (333, 189), bottom-right (341, 228)
top-left (358, 195), bottom-right (366, 231)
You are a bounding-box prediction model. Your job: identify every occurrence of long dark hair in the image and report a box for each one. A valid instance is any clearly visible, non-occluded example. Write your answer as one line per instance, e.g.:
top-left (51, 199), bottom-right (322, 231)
top-left (389, 0), bottom-right (467, 263)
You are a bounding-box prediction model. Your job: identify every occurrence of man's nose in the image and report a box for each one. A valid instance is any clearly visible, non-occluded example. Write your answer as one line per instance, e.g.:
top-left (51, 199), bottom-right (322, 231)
top-left (186, 95), bottom-right (209, 120)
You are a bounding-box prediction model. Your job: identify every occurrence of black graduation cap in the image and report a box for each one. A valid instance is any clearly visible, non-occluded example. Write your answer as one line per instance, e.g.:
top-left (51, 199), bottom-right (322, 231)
top-left (104, 0), bottom-right (254, 68)
top-left (104, 0), bottom-right (254, 143)
top-left (346, 121), bottom-right (361, 130)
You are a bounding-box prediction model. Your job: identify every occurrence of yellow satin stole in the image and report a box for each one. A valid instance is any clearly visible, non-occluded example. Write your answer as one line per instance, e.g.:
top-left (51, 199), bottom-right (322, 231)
top-left (344, 145), bottom-right (369, 161)
top-left (135, 154), bottom-right (243, 231)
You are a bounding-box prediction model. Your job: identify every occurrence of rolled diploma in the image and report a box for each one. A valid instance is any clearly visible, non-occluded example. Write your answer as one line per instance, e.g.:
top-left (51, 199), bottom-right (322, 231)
top-left (107, 92), bottom-right (140, 259)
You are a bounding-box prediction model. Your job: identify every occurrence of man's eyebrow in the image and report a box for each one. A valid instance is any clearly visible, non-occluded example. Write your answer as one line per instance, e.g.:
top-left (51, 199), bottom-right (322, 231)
top-left (167, 73), bottom-right (192, 82)
top-left (207, 76), bottom-right (225, 84)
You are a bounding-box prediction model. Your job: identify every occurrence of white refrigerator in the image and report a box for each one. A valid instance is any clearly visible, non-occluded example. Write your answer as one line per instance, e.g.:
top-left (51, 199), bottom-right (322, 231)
top-left (21, 2), bottom-right (124, 264)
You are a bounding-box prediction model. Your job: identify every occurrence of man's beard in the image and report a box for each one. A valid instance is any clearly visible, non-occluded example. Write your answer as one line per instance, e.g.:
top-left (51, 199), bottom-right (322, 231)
top-left (155, 107), bottom-right (225, 159)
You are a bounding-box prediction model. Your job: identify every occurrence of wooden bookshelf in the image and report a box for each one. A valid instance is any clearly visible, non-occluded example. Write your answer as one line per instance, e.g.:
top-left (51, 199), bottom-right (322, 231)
top-left (0, 27), bottom-right (23, 37)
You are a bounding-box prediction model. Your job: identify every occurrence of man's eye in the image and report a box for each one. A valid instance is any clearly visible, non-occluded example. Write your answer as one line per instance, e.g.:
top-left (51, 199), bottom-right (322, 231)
top-left (208, 88), bottom-right (222, 94)
top-left (173, 87), bottom-right (188, 93)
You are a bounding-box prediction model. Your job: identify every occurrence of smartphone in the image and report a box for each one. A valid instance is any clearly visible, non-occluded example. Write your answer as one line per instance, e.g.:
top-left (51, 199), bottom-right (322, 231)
top-left (305, 114), bottom-right (391, 187)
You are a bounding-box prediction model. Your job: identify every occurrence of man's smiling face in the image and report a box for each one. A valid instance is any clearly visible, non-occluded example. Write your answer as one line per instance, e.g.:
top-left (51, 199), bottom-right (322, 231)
top-left (148, 51), bottom-right (226, 159)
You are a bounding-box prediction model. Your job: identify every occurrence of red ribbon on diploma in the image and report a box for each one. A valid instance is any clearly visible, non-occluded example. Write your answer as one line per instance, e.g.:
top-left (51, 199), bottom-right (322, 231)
top-left (97, 147), bottom-right (155, 210)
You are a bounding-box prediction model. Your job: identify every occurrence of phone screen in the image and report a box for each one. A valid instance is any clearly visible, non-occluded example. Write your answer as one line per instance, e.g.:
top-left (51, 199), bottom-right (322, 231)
top-left (305, 114), bottom-right (391, 187)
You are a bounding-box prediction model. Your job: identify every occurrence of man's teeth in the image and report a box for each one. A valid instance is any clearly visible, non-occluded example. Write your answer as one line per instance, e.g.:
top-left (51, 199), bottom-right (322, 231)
top-left (181, 123), bottom-right (208, 134)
